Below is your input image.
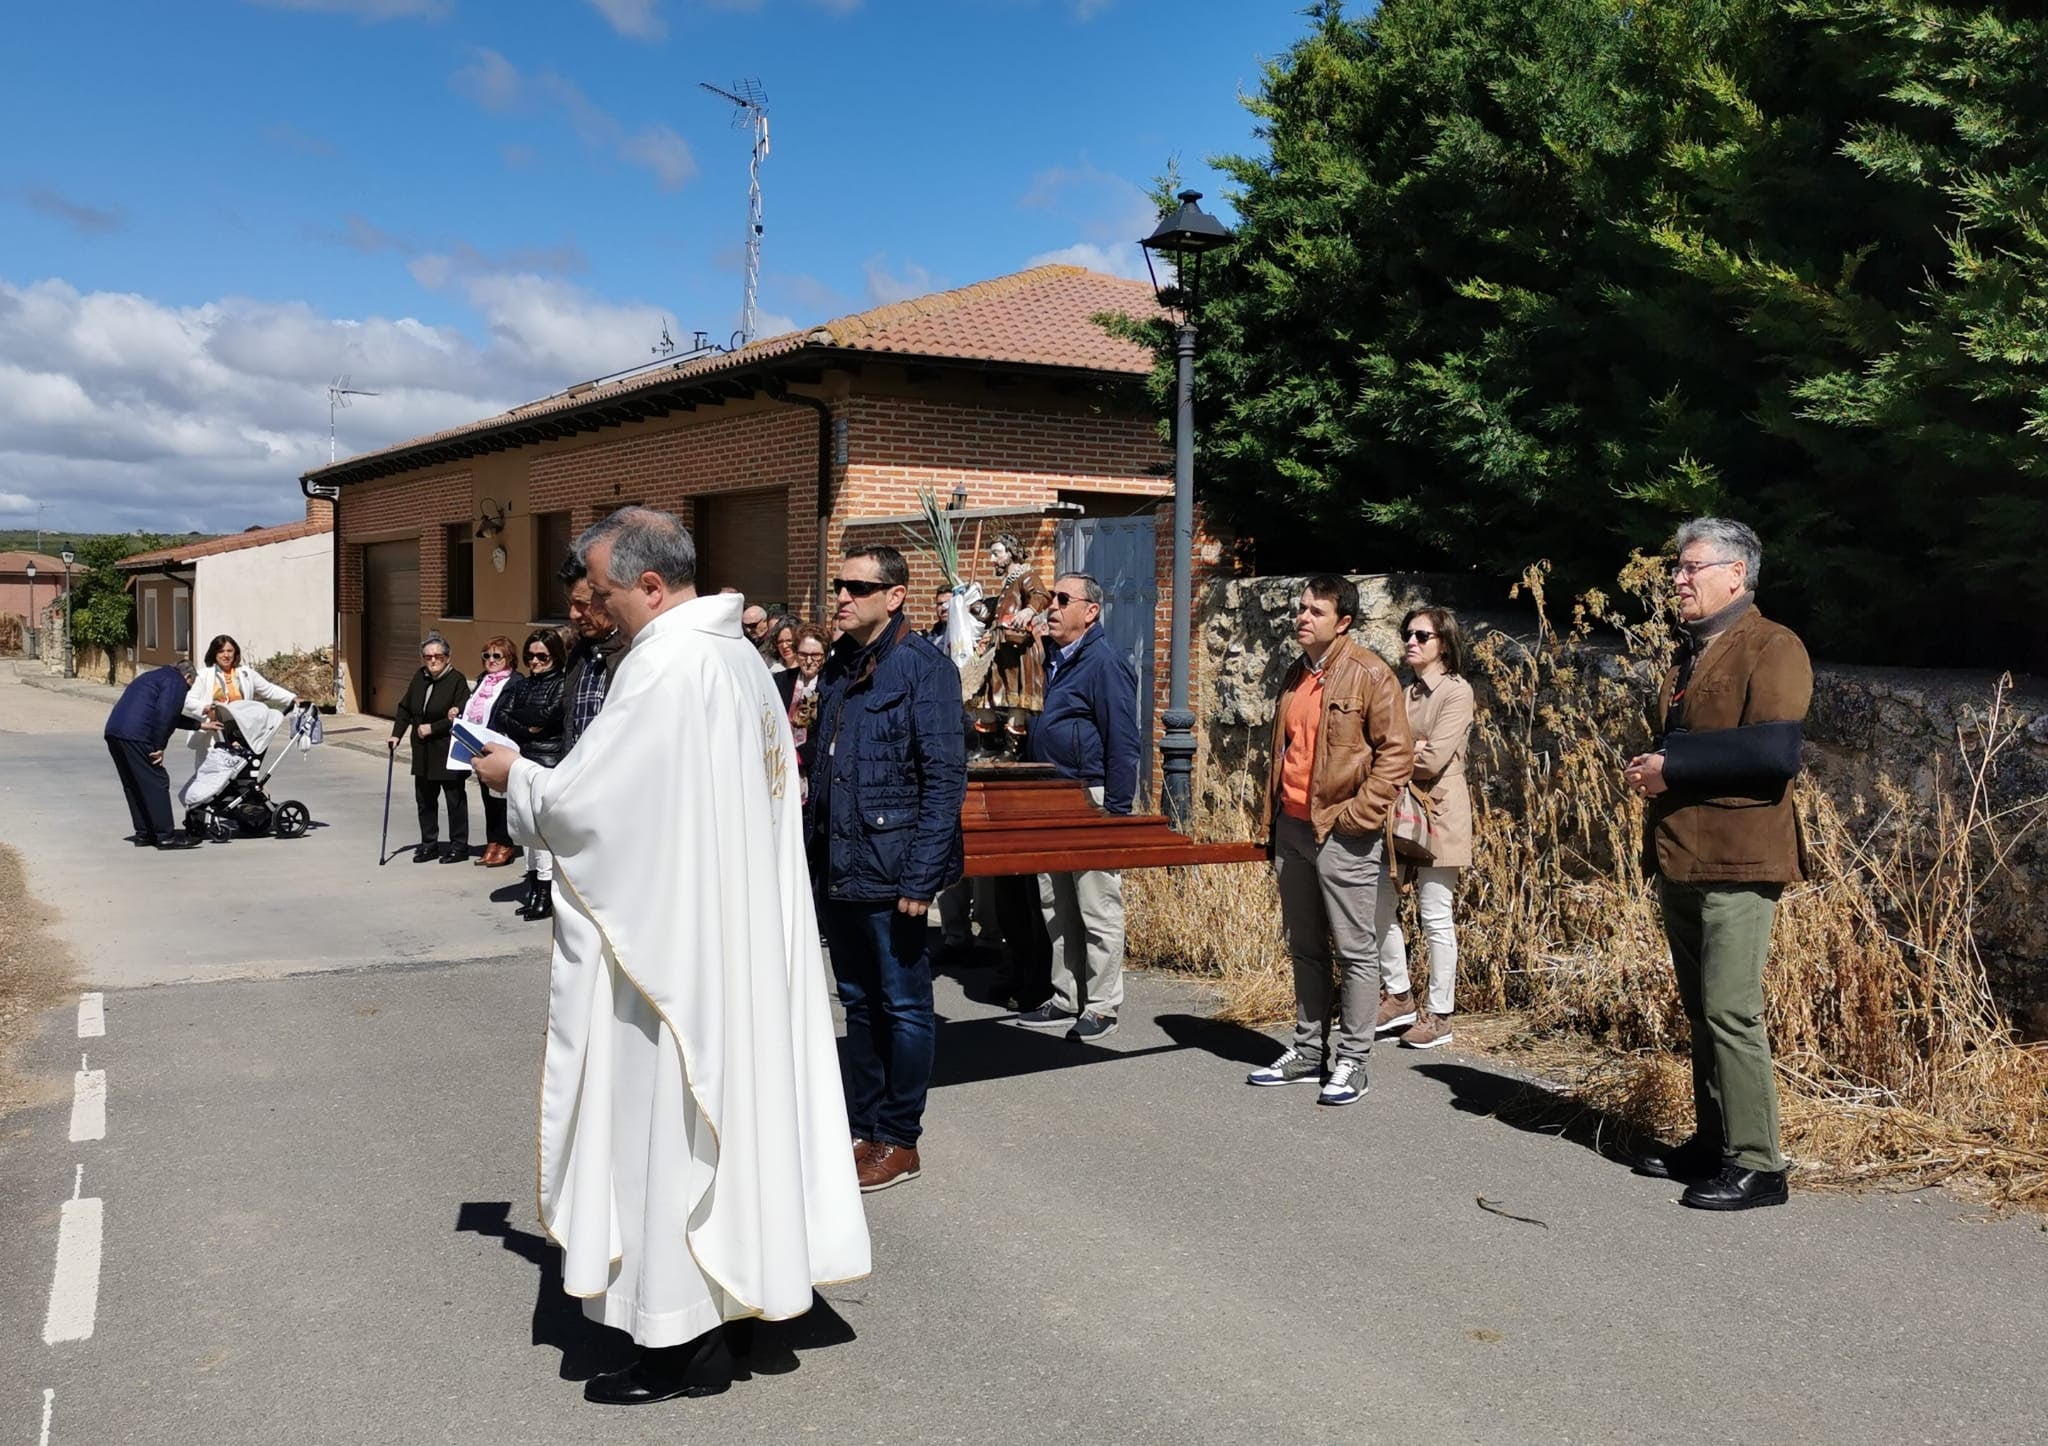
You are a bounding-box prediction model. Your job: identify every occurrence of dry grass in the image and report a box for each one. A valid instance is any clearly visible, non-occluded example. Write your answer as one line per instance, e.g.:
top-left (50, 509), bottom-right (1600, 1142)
top-left (0, 613), bottom-right (24, 655)
top-left (257, 647), bottom-right (337, 707)
top-left (0, 843), bottom-right (79, 1122)
top-left (1129, 558), bottom-right (2048, 1211)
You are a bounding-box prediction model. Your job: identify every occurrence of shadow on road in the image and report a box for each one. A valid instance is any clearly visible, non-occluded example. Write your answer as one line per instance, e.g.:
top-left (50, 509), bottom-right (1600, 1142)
top-left (919, 1016), bottom-right (1188, 1089)
top-left (455, 1201), bottom-right (859, 1381)
top-left (1410, 1061), bottom-right (1645, 1167)
top-left (1153, 1012), bottom-right (1275, 1066)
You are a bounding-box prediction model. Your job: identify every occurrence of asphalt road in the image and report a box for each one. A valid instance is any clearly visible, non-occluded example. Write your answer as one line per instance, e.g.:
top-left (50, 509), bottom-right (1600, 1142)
top-left (2, 664), bottom-right (2045, 1445)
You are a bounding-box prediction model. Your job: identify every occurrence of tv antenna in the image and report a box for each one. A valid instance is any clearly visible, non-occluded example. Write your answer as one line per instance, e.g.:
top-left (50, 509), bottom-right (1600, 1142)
top-left (327, 376), bottom-right (379, 464)
top-left (699, 79), bottom-right (770, 347)
top-left (652, 318), bottom-right (676, 357)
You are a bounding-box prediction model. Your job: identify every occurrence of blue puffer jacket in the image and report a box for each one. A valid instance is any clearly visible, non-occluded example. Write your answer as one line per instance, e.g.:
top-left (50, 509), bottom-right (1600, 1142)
top-left (1026, 622), bottom-right (1141, 814)
top-left (807, 613), bottom-right (967, 904)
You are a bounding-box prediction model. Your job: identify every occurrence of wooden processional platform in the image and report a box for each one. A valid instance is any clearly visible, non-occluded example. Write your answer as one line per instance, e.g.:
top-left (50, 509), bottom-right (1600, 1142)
top-left (959, 764), bottom-right (1269, 878)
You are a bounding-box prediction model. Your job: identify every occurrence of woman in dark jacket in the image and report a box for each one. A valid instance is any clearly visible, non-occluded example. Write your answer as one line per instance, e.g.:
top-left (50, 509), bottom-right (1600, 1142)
top-left (388, 633), bottom-right (470, 863)
top-left (497, 629), bottom-right (568, 918)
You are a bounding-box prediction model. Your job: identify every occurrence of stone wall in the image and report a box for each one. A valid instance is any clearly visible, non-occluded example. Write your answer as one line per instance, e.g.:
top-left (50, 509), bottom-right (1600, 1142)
top-left (1192, 574), bottom-right (2048, 1032)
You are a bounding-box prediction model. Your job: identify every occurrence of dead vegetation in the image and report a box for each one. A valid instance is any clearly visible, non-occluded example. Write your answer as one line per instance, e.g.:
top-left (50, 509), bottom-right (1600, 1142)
top-left (0, 843), bottom-right (78, 1122)
top-left (257, 647), bottom-right (337, 707)
top-left (1128, 558), bottom-right (2048, 1211)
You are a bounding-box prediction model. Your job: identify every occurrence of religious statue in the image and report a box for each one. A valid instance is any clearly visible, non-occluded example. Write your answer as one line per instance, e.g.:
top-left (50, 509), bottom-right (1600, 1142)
top-left (977, 532), bottom-right (1052, 713)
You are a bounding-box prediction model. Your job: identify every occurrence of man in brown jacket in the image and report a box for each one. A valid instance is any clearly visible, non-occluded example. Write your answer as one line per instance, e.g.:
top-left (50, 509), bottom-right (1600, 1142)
top-left (1248, 575), bottom-right (1415, 1106)
top-left (1626, 518), bottom-right (1811, 1211)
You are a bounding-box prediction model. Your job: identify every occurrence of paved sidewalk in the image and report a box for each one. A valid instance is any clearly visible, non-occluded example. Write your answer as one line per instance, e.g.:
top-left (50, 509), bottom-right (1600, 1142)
top-left (2, 661), bottom-right (2045, 1445)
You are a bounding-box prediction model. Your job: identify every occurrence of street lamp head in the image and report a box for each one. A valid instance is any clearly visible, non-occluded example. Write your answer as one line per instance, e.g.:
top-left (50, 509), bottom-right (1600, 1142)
top-left (23, 560), bottom-right (34, 581)
top-left (1140, 190), bottom-right (1233, 315)
top-left (60, 545), bottom-right (74, 567)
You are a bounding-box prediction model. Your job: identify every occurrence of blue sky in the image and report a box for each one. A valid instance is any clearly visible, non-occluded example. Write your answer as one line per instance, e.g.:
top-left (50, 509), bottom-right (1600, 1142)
top-left (0, 0), bottom-right (1308, 534)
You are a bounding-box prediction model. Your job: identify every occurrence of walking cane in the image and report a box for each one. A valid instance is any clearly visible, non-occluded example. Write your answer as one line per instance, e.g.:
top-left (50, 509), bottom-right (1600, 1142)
top-left (378, 745), bottom-right (395, 865)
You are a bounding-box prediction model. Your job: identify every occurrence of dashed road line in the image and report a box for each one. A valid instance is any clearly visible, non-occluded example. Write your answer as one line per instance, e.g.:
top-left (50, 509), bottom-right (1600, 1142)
top-left (43, 1171), bottom-right (103, 1345)
top-left (39, 1388), bottom-right (54, 1446)
top-left (69, 1055), bottom-right (106, 1143)
top-left (76, 992), bottom-right (104, 1038)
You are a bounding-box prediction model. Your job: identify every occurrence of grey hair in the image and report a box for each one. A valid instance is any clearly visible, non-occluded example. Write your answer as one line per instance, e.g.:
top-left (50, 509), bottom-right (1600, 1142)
top-left (1056, 572), bottom-right (1105, 606)
top-left (420, 631), bottom-right (449, 657)
top-left (575, 506), bottom-right (697, 588)
top-left (1673, 516), bottom-right (1762, 591)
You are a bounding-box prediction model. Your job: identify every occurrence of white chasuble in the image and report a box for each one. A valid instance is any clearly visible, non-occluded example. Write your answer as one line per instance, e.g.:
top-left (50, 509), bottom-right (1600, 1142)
top-left (505, 594), bottom-right (870, 1346)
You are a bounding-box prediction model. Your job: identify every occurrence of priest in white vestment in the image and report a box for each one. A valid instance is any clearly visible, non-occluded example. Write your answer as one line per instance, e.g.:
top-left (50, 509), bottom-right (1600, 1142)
top-left (473, 506), bottom-right (870, 1406)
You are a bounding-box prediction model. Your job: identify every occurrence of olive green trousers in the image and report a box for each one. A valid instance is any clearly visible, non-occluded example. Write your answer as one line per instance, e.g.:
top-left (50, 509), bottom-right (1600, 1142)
top-left (1659, 879), bottom-right (1786, 1173)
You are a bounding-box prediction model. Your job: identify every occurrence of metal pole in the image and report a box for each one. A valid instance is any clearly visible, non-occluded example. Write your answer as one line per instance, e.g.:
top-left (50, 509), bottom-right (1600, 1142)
top-left (62, 562), bottom-right (74, 678)
top-left (1159, 321), bottom-right (1198, 832)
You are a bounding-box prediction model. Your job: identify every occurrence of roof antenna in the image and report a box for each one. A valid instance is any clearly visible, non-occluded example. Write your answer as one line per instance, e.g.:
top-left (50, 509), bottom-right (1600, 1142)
top-left (327, 376), bottom-right (379, 465)
top-left (699, 79), bottom-right (770, 348)
top-left (652, 317), bottom-right (676, 357)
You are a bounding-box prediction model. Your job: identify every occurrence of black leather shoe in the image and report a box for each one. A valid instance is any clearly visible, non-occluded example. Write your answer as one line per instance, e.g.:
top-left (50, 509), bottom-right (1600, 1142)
top-left (723, 1318), bottom-right (797, 1378)
top-left (412, 843), bottom-right (439, 863)
top-left (439, 844), bottom-right (467, 863)
top-left (1633, 1134), bottom-right (1729, 1182)
top-left (583, 1329), bottom-right (734, 1405)
top-left (130, 834), bottom-right (158, 847)
top-left (524, 879), bottom-right (554, 921)
top-left (154, 833), bottom-right (202, 851)
top-left (1681, 1164), bottom-right (1789, 1211)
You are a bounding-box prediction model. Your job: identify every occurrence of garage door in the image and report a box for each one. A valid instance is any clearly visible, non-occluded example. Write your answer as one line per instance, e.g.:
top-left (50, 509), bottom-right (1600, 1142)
top-left (363, 540), bottom-right (421, 717)
top-left (697, 488), bottom-right (789, 611)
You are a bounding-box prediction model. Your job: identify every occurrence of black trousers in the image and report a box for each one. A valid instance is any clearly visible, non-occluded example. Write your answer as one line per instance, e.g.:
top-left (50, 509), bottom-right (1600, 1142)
top-left (477, 781), bottom-right (511, 847)
top-left (108, 737), bottom-right (176, 840)
top-left (992, 873), bottom-right (1052, 1009)
top-left (414, 776), bottom-right (469, 847)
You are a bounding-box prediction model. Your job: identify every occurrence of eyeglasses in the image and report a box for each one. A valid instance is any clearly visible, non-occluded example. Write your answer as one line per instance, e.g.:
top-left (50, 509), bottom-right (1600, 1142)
top-left (525, 652), bottom-right (551, 662)
top-left (422, 653), bottom-right (447, 662)
top-left (831, 577), bottom-right (890, 598)
top-left (796, 651), bottom-right (825, 662)
top-left (1048, 591), bottom-right (1094, 609)
top-left (482, 651), bottom-right (505, 660)
top-left (1403, 630), bottom-right (1437, 644)
top-left (1672, 559), bottom-right (1738, 580)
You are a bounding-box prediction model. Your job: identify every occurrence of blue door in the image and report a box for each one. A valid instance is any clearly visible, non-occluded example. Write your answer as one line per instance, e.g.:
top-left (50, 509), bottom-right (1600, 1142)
top-left (1056, 514), bottom-right (1158, 808)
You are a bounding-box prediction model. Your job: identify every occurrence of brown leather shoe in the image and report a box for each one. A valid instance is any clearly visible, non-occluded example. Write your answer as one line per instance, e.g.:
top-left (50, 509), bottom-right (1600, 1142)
top-left (852, 1137), bottom-right (876, 1167)
top-left (1374, 989), bottom-right (1417, 1034)
top-left (856, 1143), bottom-right (921, 1193)
top-left (485, 842), bottom-right (517, 867)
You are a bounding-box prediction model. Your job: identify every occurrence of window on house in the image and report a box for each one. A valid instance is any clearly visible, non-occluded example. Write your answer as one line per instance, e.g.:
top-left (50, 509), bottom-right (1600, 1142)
top-left (445, 523), bottom-right (475, 617)
top-left (144, 591), bottom-right (160, 651)
top-left (172, 590), bottom-right (190, 655)
top-left (534, 511), bottom-right (572, 620)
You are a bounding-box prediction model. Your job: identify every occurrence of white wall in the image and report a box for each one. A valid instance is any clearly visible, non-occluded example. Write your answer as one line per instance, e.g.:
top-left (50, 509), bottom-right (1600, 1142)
top-left (194, 533), bottom-right (333, 664)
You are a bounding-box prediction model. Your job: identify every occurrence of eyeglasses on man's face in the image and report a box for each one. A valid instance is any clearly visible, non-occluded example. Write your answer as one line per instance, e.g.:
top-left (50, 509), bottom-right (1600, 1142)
top-left (1048, 591), bottom-right (1095, 610)
top-left (831, 577), bottom-right (890, 598)
top-left (1672, 558), bottom-right (1737, 580)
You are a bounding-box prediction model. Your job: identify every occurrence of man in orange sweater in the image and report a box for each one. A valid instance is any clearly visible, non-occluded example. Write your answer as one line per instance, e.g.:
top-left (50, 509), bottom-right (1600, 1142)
top-left (1250, 576), bottom-right (1414, 1105)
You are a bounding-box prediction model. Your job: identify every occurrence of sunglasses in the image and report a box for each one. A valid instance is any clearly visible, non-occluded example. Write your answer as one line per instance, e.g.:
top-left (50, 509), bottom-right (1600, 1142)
top-left (423, 654), bottom-right (448, 662)
top-left (1403, 630), bottom-right (1437, 644)
top-left (482, 651), bottom-right (506, 660)
top-left (1048, 591), bottom-right (1094, 610)
top-left (831, 577), bottom-right (891, 598)
top-left (525, 651), bottom-right (551, 662)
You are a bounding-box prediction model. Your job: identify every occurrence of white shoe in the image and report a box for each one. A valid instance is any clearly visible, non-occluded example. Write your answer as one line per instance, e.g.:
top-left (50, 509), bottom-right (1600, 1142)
top-left (1317, 1056), bottom-right (1368, 1107)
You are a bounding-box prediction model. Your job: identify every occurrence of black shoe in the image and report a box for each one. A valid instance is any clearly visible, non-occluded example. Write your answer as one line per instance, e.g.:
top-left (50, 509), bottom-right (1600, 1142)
top-left (516, 870), bottom-right (538, 912)
top-left (722, 1318), bottom-right (797, 1379)
top-left (413, 843), bottom-right (439, 863)
top-left (582, 1329), bottom-right (734, 1406)
top-left (153, 833), bottom-right (202, 851)
top-left (525, 879), bottom-right (554, 921)
top-left (130, 834), bottom-right (158, 847)
top-left (1066, 1010), bottom-right (1118, 1043)
top-left (1633, 1134), bottom-right (1729, 1182)
top-left (1681, 1164), bottom-right (1789, 1211)
top-left (439, 844), bottom-right (467, 864)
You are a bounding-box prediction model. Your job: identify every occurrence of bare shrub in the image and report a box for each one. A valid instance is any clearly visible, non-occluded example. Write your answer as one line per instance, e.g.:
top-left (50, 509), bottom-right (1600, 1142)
top-left (257, 648), bottom-right (336, 707)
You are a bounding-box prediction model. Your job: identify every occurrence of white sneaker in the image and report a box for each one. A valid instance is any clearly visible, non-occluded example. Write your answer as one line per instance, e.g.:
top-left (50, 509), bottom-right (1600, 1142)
top-left (1317, 1056), bottom-right (1368, 1107)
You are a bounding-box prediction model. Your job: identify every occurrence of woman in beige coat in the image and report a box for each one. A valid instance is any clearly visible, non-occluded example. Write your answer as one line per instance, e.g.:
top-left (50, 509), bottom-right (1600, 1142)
top-left (1377, 606), bottom-right (1474, 1049)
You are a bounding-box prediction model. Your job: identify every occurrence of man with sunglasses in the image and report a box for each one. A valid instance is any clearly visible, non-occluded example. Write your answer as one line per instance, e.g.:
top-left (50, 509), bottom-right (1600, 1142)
top-left (1014, 573), bottom-right (1140, 1043)
top-left (1624, 517), bottom-right (1811, 1211)
top-left (807, 544), bottom-right (967, 1194)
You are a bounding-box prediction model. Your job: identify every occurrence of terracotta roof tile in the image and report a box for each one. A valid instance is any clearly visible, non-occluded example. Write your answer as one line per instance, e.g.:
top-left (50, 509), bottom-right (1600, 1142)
top-left (0, 550), bottom-right (70, 573)
top-left (117, 518), bottom-right (331, 570)
top-left (306, 265), bottom-right (1163, 483)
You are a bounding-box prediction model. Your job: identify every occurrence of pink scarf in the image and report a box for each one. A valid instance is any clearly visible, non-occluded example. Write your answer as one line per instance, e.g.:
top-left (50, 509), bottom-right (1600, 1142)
top-left (464, 669), bottom-right (512, 725)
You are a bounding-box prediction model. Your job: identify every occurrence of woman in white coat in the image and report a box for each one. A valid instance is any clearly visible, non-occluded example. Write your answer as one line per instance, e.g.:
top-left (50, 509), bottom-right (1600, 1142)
top-left (183, 634), bottom-right (296, 763)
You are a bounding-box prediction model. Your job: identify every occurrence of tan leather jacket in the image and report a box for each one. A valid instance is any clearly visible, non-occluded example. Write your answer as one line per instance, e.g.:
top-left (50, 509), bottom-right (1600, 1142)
top-left (1264, 637), bottom-right (1415, 844)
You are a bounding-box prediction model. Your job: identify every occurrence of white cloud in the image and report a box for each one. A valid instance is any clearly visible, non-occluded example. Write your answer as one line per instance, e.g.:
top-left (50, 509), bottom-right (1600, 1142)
top-left (863, 255), bottom-right (938, 306)
top-left (242, 0), bottom-right (451, 19)
top-left (1020, 160), bottom-right (1159, 280)
top-left (0, 273), bottom-right (665, 534)
top-left (1025, 240), bottom-right (1150, 281)
top-left (586, 0), bottom-right (666, 37)
top-left (617, 125), bottom-right (697, 191)
top-left (455, 55), bottom-right (696, 192)
top-left (452, 48), bottom-right (523, 113)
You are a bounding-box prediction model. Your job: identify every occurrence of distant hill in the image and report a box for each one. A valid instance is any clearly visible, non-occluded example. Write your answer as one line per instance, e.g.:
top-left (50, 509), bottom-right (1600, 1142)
top-left (0, 530), bottom-right (217, 556)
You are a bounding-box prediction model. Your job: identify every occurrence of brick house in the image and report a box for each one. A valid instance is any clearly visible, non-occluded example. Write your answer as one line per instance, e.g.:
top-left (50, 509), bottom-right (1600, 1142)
top-left (117, 499), bottom-right (335, 670)
top-left (301, 266), bottom-right (1187, 769)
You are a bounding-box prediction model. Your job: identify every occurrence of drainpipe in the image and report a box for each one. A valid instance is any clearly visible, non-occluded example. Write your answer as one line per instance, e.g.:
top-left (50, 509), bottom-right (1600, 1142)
top-left (301, 474), bottom-right (343, 711)
top-left (762, 381), bottom-right (834, 615)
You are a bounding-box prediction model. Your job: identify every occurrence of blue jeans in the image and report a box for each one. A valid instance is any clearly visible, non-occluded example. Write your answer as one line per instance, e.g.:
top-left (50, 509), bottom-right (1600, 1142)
top-left (822, 899), bottom-right (935, 1150)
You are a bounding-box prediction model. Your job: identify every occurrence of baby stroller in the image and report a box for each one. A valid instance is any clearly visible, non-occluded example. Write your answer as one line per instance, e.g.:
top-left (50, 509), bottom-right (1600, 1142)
top-left (180, 699), bottom-right (320, 842)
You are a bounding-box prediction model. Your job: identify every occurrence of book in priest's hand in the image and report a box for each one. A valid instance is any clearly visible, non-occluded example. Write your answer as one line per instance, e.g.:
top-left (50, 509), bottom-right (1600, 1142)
top-left (447, 719), bottom-right (521, 773)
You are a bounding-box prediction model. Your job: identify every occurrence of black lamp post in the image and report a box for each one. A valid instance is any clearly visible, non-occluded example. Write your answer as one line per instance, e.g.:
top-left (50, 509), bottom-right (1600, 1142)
top-left (1140, 189), bottom-right (1232, 832)
top-left (60, 544), bottom-right (75, 679)
top-left (23, 558), bottom-right (36, 657)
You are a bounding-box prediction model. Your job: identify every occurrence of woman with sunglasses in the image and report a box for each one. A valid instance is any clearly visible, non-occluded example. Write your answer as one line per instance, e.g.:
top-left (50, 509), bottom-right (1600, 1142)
top-left (776, 622), bottom-right (829, 799)
top-left (500, 630), bottom-right (568, 919)
top-left (1377, 607), bottom-right (1475, 1050)
top-left (463, 636), bottom-right (521, 867)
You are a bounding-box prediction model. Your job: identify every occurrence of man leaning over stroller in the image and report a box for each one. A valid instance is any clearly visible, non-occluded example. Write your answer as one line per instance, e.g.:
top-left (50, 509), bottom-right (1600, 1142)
top-left (105, 660), bottom-right (202, 850)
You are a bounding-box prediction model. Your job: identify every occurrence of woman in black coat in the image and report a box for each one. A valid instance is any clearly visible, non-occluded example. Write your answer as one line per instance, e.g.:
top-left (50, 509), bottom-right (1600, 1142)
top-left (387, 634), bottom-right (470, 863)
top-left (497, 628), bottom-right (568, 918)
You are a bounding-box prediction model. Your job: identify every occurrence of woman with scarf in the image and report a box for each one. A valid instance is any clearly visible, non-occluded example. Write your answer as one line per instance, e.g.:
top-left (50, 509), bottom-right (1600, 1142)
top-left (777, 622), bottom-right (828, 801)
top-left (465, 636), bottom-right (521, 867)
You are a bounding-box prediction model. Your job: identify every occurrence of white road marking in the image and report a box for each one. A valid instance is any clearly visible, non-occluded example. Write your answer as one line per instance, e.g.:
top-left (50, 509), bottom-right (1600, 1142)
top-left (73, 1164), bottom-right (82, 1201)
top-left (69, 1065), bottom-right (107, 1143)
top-left (76, 992), bottom-right (104, 1038)
top-left (40, 1389), bottom-right (54, 1446)
top-left (43, 1194), bottom-right (104, 1344)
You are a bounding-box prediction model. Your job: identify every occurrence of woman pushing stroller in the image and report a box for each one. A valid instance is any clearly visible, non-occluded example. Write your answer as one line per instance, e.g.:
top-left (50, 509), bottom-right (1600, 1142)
top-left (183, 635), bottom-right (297, 782)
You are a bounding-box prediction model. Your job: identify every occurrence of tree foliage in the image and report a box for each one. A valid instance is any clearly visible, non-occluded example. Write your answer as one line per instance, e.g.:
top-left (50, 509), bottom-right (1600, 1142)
top-left (62, 535), bottom-right (169, 682)
top-left (1167, 0), bottom-right (2048, 667)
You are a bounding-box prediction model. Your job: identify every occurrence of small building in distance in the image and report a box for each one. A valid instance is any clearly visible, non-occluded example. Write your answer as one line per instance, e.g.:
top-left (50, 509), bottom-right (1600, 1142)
top-left (300, 265), bottom-right (1180, 757)
top-left (117, 497), bottom-right (335, 670)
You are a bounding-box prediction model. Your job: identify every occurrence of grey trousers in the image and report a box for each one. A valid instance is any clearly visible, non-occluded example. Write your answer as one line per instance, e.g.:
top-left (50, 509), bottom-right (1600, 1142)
top-left (1274, 813), bottom-right (1386, 1062)
top-left (1660, 879), bottom-right (1786, 1173)
top-left (1039, 787), bottom-right (1125, 1015)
